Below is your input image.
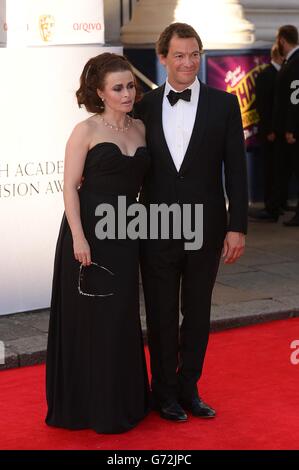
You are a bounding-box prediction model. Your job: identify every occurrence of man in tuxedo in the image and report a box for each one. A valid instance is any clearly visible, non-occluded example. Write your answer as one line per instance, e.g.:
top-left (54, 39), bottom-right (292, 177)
top-left (136, 23), bottom-right (248, 422)
top-left (273, 25), bottom-right (299, 226)
top-left (254, 44), bottom-right (283, 220)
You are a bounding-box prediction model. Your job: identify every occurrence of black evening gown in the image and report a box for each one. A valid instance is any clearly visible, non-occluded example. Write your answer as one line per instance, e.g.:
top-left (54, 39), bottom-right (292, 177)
top-left (45, 142), bottom-right (150, 434)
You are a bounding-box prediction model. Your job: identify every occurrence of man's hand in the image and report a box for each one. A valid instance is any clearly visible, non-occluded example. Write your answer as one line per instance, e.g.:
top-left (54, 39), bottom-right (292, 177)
top-left (222, 231), bottom-right (245, 264)
top-left (285, 132), bottom-right (296, 144)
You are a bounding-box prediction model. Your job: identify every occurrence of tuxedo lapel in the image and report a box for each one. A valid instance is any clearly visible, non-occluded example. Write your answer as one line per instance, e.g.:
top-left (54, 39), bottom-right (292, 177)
top-left (179, 82), bottom-right (209, 175)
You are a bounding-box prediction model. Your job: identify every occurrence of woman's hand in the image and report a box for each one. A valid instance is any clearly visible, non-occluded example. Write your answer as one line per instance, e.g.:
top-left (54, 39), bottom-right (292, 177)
top-left (73, 236), bottom-right (91, 266)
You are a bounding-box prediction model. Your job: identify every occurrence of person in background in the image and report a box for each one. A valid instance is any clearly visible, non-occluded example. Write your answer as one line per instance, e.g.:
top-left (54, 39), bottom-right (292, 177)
top-left (253, 44), bottom-right (284, 221)
top-left (273, 25), bottom-right (299, 226)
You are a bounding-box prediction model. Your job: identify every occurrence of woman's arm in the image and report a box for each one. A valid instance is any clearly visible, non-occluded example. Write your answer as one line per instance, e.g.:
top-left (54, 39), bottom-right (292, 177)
top-left (63, 121), bottom-right (91, 266)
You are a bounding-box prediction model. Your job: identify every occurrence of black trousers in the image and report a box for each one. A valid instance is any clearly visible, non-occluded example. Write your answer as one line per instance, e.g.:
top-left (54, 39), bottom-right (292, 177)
top-left (260, 139), bottom-right (281, 213)
top-left (269, 136), bottom-right (299, 215)
top-left (140, 238), bottom-right (222, 404)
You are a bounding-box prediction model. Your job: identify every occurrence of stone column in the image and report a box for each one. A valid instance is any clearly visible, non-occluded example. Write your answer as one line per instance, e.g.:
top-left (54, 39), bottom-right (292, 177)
top-left (121, 0), bottom-right (255, 48)
top-left (240, 0), bottom-right (299, 42)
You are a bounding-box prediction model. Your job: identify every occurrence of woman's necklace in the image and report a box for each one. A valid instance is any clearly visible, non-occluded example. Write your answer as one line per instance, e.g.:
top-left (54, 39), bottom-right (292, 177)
top-left (99, 115), bottom-right (132, 132)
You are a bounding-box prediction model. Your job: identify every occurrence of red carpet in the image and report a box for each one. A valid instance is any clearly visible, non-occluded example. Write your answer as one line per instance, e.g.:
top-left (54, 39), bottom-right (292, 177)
top-left (0, 317), bottom-right (299, 450)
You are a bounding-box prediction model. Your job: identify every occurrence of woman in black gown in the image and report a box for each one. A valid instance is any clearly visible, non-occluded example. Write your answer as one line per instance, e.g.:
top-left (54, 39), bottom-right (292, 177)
top-left (45, 53), bottom-right (150, 434)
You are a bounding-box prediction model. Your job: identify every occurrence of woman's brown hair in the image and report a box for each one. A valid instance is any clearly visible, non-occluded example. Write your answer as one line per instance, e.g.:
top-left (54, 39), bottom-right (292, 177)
top-left (76, 52), bottom-right (140, 114)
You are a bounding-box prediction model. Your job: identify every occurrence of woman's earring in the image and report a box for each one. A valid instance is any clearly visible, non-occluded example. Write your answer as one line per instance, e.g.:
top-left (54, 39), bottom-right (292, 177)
top-left (99, 96), bottom-right (105, 110)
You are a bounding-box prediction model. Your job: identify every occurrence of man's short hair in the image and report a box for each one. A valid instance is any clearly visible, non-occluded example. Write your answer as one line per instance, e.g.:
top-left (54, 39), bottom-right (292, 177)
top-left (156, 22), bottom-right (203, 57)
top-left (278, 25), bottom-right (299, 45)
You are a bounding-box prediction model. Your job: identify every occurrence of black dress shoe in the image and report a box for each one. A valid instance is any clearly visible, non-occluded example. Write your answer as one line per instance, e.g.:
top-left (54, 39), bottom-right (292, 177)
top-left (180, 397), bottom-right (216, 418)
top-left (156, 400), bottom-right (188, 422)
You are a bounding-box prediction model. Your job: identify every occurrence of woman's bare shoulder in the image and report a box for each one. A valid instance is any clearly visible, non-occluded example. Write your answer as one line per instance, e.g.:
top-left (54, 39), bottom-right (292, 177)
top-left (66, 117), bottom-right (98, 152)
top-left (69, 116), bottom-right (98, 140)
top-left (75, 115), bottom-right (99, 131)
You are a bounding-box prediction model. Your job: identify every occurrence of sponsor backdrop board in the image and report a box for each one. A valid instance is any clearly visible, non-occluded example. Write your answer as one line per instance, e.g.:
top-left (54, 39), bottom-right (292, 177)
top-left (0, 0), bottom-right (104, 47)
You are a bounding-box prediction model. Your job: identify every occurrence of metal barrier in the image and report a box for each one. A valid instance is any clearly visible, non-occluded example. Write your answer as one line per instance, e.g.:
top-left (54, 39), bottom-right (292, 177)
top-left (131, 64), bottom-right (158, 90)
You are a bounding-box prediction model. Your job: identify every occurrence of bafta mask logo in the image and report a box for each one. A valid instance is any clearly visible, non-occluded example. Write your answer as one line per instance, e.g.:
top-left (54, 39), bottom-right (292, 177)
top-left (39, 15), bottom-right (55, 42)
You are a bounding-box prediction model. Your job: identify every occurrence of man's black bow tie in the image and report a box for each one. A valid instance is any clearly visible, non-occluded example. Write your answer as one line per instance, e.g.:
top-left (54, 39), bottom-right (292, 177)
top-left (167, 88), bottom-right (191, 106)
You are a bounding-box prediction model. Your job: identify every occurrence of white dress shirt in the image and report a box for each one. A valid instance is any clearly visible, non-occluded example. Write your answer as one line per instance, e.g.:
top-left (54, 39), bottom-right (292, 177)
top-left (162, 77), bottom-right (200, 172)
top-left (270, 60), bottom-right (281, 72)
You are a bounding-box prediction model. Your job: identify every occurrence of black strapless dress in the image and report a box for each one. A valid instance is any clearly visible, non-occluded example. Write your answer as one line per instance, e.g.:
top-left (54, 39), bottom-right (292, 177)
top-left (45, 143), bottom-right (150, 434)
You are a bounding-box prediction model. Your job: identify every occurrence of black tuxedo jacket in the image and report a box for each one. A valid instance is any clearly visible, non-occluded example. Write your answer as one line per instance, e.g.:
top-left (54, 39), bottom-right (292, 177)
top-left (255, 63), bottom-right (278, 138)
top-left (135, 82), bottom-right (248, 246)
top-left (273, 48), bottom-right (299, 135)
